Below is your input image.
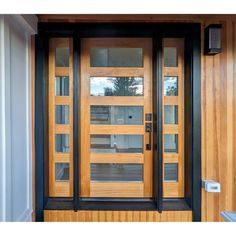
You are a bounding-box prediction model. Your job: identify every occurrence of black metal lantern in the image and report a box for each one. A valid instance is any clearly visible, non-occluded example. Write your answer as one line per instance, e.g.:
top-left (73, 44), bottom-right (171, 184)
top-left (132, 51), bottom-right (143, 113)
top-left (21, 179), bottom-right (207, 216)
top-left (204, 24), bottom-right (222, 55)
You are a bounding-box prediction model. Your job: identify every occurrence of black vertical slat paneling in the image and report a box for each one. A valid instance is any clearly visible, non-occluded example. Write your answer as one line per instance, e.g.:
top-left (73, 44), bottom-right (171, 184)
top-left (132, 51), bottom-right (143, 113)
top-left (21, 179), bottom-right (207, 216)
top-left (152, 34), bottom-right (163, 212)
top-left (73, 34), bottom-right (79, 210)
top-left (35, 34), bottom-right (49, 222)
top-left (184, 35), bottom-right (193, 210)
top-left (192, 27), bottom-right (202, 222)
top-left (157, 36), bottom-right (163, 212)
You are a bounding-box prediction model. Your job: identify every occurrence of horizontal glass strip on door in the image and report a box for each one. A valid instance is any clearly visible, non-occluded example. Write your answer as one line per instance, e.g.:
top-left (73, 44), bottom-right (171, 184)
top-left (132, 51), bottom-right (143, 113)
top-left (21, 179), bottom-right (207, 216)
top-left (164, 105), bottom-right (178, 124)
top-left (164, 76), bottom-right (178, 96)
top-left (91, 163), bottom-right (143, 182)
top-left (90, 135), bottom-right (143, 153)
top-left (56, 47), bottom-right (69, 67)
top-left (91, 106), bottom-right (143, 125)
top-left (90, 77), bottom-right (144, 96)
top-left (164, 134), bottom-right (178, 153)
top-left (56, 105), bottom-right (69, 124)
top-left (90, 48), bottom-right (143, 67)
top-left (164, 163), bottom-right (178, 182)
top-left (55, 76), bottom-right (69, 96)
top-left (164, 47), bottom-right (178, 67)
top-left (55, 134), bottom-right (70, 153)
top-left (55, 163), bottom-right (69, 181)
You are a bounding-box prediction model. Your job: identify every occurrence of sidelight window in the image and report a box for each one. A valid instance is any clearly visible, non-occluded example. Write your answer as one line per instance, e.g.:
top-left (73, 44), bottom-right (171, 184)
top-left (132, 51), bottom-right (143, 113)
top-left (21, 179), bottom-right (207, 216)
top-left (162, 38), bottom-right (184, 198)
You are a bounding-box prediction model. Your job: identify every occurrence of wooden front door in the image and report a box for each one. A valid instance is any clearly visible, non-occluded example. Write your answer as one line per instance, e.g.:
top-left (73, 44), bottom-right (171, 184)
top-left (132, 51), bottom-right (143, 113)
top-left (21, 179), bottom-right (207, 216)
top-left (47, 37), bottom-right (185, 199)
top-left (80, 38), bottom-right (153, 197)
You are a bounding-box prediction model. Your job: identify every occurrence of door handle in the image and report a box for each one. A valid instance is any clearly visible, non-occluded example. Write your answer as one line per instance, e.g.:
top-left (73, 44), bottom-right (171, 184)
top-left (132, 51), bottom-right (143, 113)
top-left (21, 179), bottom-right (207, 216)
top-left (146, 123), bottom-right (152, 150)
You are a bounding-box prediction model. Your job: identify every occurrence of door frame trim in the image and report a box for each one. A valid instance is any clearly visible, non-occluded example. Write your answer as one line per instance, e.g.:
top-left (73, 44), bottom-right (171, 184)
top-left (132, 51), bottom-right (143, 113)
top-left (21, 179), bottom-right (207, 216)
top-left (35, 22), bottom-right (201, 221)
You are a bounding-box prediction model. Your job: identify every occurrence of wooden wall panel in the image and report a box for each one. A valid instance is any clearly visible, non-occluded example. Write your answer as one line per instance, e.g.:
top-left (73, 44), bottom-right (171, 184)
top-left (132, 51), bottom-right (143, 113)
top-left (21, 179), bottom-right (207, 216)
top-left (37, 15), bottom-right (236, 221)
top-left (233, 21), bottom-right (236, 214)
top-left (44, 210), bottom-right (192, 222)
top-left (201, 19), bottom-right (236, 221)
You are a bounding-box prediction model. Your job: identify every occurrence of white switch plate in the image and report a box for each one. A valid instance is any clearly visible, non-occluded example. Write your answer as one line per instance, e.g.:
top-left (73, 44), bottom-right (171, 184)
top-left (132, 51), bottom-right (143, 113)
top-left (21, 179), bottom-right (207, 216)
top-left (202, 180), bottom-right (221, 192)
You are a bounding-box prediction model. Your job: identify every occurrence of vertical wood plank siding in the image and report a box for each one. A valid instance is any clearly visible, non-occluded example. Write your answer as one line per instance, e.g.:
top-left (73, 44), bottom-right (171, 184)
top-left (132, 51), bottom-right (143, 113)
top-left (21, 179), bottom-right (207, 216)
top-left (38, 15), bottom-right (236, 222)
top-left (201, 19), bottom-right (236, 222)
top-left (44, 210), bottom-right (192, 222)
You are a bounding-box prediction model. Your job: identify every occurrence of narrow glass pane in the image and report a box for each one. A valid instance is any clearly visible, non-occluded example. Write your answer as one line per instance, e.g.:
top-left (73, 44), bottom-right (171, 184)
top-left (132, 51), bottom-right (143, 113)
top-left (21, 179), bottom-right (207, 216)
top-left (164, 47), bottom-right (178, 67)
top-left (164, 163), bottom-right (178, 182)
top-left (55, 76), bottom-right (69, 96)
top-left (55, 163), bottom-right (69, 181)
top-left (91, 164), bottom-right (143, 182)
top-left (90, 48), bottom-right (143, 67)
top-left (56, 105), bottom-right (69, 124)
top-left (164, 76), bottom-right (178, 96)
top-left (164, 105), bottom-right (178, 124)
top-left (56, 48), bottom-right (69, 67)
top-left (55, 134), bottom-right (69, 153)
top-left (91, 106), bottom-right (143, 125)
top-left (90, 77), bottom-right (144, 96)
top-left (90, 48), bottom-right (108, 67)
top-left (164, 134), bottom-right (178, 153)
top-left (91, 135), bottom-right (143, 153)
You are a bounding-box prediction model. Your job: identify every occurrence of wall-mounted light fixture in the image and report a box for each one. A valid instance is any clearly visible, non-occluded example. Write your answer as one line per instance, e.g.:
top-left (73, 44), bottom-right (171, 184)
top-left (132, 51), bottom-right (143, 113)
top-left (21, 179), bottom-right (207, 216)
top-left (204, 24), bottom-right (222, 55)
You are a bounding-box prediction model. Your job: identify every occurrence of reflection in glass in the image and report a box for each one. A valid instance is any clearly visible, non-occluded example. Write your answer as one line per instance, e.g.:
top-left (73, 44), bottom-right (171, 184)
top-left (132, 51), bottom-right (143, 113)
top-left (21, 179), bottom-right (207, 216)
top-left (56, 105), bottom-right (69, 124)
top-left (91, 106), bottom-right (143, 125)
top-left (164, 76), bottom-right (178, 96)
top-left (55, 76), bottom-right (69, 96)
top-left (55, 163), bottom-right (69, 181)
top-left (164, 105), bottom-right (178, 124)
top-left (91, 164), bottom-right (143, 182)
top-left (164, 163), bottom-right (178, 182)
top-left (164, 47), bottom-right (178, 67)
top-left (56, 48), bottom-right (69, 67)
top-left (90, 48), bottom-right (143, 67)
top-left (55, 134), bottom-right (69, 153)
top-left (90, 135), bottom-right (143, 153)
top-left (90, 77), bottom-right (144, 96)
top-left (164, 134), bottom-right (178, 153)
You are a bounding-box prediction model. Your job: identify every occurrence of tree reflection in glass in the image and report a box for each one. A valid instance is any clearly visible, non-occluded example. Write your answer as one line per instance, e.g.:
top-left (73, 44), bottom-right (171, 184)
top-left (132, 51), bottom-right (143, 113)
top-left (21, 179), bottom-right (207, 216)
top-left (90, 77), bottom-right (144, 96)
top-left (164, 76), bottom-right (178, 96)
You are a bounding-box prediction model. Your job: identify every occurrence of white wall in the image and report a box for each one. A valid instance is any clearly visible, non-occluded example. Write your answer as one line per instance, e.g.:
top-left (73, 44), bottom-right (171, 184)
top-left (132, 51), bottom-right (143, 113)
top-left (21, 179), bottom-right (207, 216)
top-left (0, 15), bottom-right (37, 222)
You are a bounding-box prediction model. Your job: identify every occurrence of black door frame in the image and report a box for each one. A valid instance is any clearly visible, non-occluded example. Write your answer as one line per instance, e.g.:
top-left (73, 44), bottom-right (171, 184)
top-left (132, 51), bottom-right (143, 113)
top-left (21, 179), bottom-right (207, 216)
top-left (35, 22), bottom-right (201, 221)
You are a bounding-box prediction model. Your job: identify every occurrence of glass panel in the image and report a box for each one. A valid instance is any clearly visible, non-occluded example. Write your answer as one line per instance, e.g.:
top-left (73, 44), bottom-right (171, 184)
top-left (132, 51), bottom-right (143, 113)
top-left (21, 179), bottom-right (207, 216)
top-left (55, 105), bottom-right (69, 124)
top-left (91, 164), bottom-right (143, 182)
top-left (91, 48), bottom-right (107, 67)
top-left (90, 77), bottom-right (144, 96)
top-left (164, 105), bottom-right (178, 124)
top-left (91, 135), bottom-right (143, 153)
top-left (164, 134), bottom-right (178, 153)
top-left (164, 163), bottom-right (178, 182)
top-left (55, 76), bottom-right (69, 96)
top-left (55, 134), bottom-right (69, 153)
top-left (55, 163), bottom-right (69, 181)
top-left (91, 106), bottom-right (143, 125)
top-left (164, 47), bottom-right (178, 67)
top-left (56, 48), bottom-right (69, 67)
top-left (90, 48), bottom-right (143, 67)
top-left (164, 76), bottom-right (178, 96)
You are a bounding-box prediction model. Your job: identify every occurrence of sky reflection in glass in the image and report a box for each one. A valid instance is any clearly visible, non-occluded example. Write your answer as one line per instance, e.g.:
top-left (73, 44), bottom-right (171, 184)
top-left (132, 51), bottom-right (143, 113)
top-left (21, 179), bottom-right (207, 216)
top-left (90, 77), bottom-right (144, 96)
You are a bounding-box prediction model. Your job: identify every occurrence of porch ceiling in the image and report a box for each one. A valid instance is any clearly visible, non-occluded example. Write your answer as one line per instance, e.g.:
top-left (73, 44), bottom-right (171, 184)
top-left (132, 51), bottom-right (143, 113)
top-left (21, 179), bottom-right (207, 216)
top-left (37, 14), bottom-right (236, 23)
